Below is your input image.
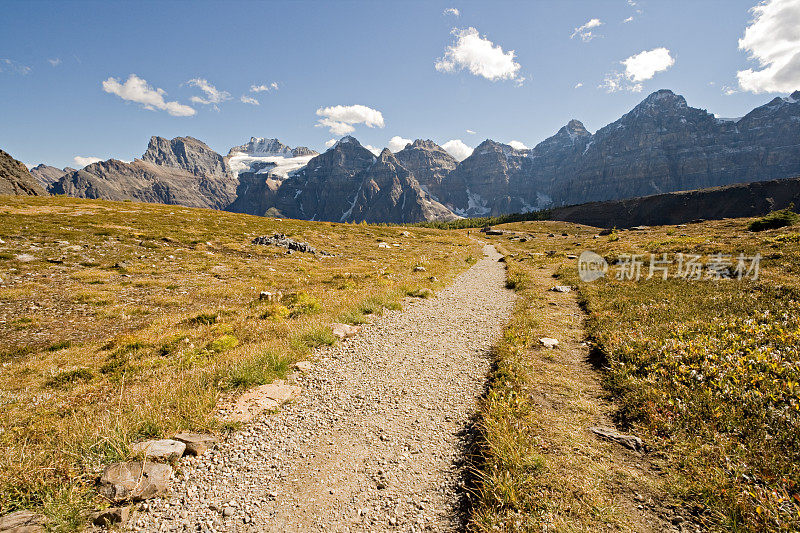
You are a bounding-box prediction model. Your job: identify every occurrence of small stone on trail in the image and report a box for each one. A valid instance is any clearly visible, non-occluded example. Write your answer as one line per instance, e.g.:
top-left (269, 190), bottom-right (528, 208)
top-left (549, 285), bottom-right (571, 293)
top-left (588, 426), bottom-right (644, 452)
top-left (91, 506), bottom-right (130, 526)
top-left (222, 507), bottom-right (234, 517)
top-left (172, 433), bottom-right (218, 456)
top-left (331, 323), bottom-right (360, 340)
top-left (539, 337), bottom-right (560, 349)
top-left (291, 361), bottom-right (314, 373)
top-left (97, 461), bottom-right (172, 502)
top-left (129, 439), bottom-right (186, 461)
top-left (231, 382), bottom-right (301, 422)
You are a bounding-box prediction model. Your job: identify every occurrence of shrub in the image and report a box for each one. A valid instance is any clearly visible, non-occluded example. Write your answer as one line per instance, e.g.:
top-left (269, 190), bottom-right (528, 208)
top-left (207, 335), bottom-right (239, 353)
top-left (748, 206), bottom-right (798, 231)
top-left (45, 368), bottom-right (94, 388)
top-left (406, 288), bottom-right (433, 298)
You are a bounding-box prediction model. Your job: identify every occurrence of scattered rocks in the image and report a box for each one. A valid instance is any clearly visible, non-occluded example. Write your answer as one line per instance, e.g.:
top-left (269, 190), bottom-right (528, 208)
top-left (129, 439), bottom-right (186, 462)
top-left (172, 433), bottom-right (218, 456)
top-left (589, 426), bottom-right (644, 452)
top-left (97, 461), bottom-right (172, 502)
top-left (291, 361), bottom-right (314, 373)
top-left (251, 234), bottom-right (332, 256)
top-left (91, 506), bottom-right (130, 527)
top-left (549, 285), bottom-right (572, 293)
top-left (413, 266), bottom-right (427, 272)
top-left (331, 323), bottom-right (360, 340)
top-left (258, 290), bottom-right (282, 302)
top-left (539, 337), bottom-right (560, 349)
top-left (230, 382), bottom-right (301, 422)
top-left (0, 510), bottom-right (45, 533)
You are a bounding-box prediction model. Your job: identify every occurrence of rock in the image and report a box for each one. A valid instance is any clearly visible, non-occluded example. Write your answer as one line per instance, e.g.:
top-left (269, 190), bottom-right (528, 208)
top-left (588, 426), bottom-right (644, 452)
top-left (91, 506), bottom-right (130, 526)
top-left (222, 507), bottom-right (234, 518)
top-left (251, 234), bottom-right (332, 256)
top-left (598, 228), bottom-right (614, 236)
top-left (539, 338), bottom-right (559, 349)
top-left (0, 510), bottom-right (45, 533)
top-left (291, 361), bottom-right (314, 373)
top-left (331, 323), bottom-right (360, 340)
top-left (485, 229), bottom-right (504, 236)
top-left (400, 231), bottom-right (411, 237)
top-left (129, 439), bottom-right (186, 461)
top-left (630, 225), bottom-right (650, 231)
top-left (566, 254), bottom-right (578, 259)
top-left (378, 242), bottom-right (391, 248)
top-left (413, 266), bottom-right (426, 272)
top-left (172, 433), bottom-right (218, 456)
top-left (549, 285), bottom-right (571, 293)
top-left (259, 290), bottom-right (281, 302)
top-left (14, 254), bottom-right (35, 263)
top-left (231, 382), bottom-right (300, 422)
top-left (97, 461), bottom-right (172, 502)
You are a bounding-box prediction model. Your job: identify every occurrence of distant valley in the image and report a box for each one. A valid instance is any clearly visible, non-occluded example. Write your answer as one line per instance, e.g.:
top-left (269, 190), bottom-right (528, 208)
top-left (3, 88), bottom-right (800, 224)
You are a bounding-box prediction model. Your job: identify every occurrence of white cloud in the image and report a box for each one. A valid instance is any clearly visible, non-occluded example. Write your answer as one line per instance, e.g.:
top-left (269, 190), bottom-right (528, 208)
top-left (73, 156), bottom-right (102, 167)
top-left (737, 0), bottom-right (800, 94)
top-left (325, 139), bottom-right (337, 148)
top-left (508, 140), bottom-right (528, 150)
top-left (315, 104), bottom-right (385, 135)
top-left (574, 82), bottom-right (584, 88)
top-left (388, 136), bottom-right (412, 152)
top-left (571, 18), bottom-right (603, 42)
top-left (623, 47), bottom-right (675, 81)
top-left (441, 139), bottom-right (473, 161)
top-left (364, 144), bottom-right (382, 156)
top-left (623, 16), bottom-right (634, 23)
top-left (435, 27), bottom-right (523, 83)
top-left (102, 74), bottom-right (196, 117)
top-left (0, 58), bottom-right (31, 75)
top-left (251, 82), bottom-right (279, 92)
top-left (466, 129), bottom-right (476, 134)
top-left (722, 85), bottom-right (738, 95)
top-left (187, 78), bottom-right (231, 109)
top-left (240, 95), bottom-right (259, 105)
top-left (48, 58), bottom-right (61, 67)
top-left (601, 47), bottom-right (674, 93)
top-left (443, 7), bottom-right (460, 16)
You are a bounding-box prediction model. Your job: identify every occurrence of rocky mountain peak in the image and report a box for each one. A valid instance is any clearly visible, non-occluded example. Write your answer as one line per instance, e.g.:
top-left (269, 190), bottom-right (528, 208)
top-left (408, 139), bottom-right (440, 151)
top-left (141, 136), bottom-right (230, 178)
top-left (633, 89), bottom-right (688, 114)
top-left (565, 119), bottom-right (590, 137)
top-left (0, 149), bottom-right (48, 196)
top-left (790, 90), bottom-right (800, 102)
top-left (228, 137), bottom-right (292, 157)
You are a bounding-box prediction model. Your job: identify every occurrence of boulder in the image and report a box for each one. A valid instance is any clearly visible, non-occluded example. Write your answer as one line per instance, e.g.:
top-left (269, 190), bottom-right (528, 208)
top-left (539, 338), bottom-right (560, 349)
top-left (172, 433), bottom-right (218, 456)
top-left (291, 361), bottom-right (315, 373)
top-left (413, 266), bottom-right (427, 272)
top-left (331, 323), bottom-right (360, 340)
top-left (589, 426), bottom-right (643, 452)
top-left (129, 439), bottom-right (186, 461)
top-left (549, 285), bottom-right (572, 293)
top-left (97, 461), bottom-right (172, 502)
top-left (0, 510), bottom-right (45, 533)
top-left (231, 382), bottom-right (300, 422)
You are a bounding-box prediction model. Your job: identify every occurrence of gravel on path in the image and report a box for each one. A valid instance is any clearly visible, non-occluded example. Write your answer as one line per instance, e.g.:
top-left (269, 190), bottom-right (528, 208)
top-left (129, 244), bottom-right (515, 533)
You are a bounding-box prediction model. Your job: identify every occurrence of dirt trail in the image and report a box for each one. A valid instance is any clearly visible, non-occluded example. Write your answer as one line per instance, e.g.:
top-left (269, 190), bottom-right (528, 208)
top-left (130, 244), bottom-right (515, 532)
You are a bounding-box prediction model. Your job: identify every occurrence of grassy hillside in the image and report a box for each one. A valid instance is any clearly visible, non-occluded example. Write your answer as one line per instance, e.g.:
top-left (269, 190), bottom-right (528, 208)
top-left (471, 217), bottom-right (800, 531)
top-left (0, 195), bottom-right (478, 529)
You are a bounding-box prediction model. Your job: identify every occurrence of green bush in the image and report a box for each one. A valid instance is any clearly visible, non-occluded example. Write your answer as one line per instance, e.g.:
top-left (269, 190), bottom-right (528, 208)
top-left (748, 206), bottom-right (798, 231)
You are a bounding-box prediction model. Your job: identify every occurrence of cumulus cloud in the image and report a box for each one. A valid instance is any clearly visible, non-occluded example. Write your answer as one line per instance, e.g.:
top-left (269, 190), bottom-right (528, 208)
top-left (737, 0), bottom-right (800, 93)
top-left (251, 82), bottom-right (279, 92)
top-left (325, 139), bottom-right (337, 148)
top-left (571, 18), bottom-right (603, 41)
top-left (73, 156), bottom-right (102, 167)
top-left (240, 95), bottom-right (259, 105)
top-left (0, 58), bottom-right (31, 75)
top-left (508, 140), bottom-right (528, 150)
top-left (435, 27), bottom-right (523, 83)
top-left (443, 7), bottom-right (460, 16)
top-left (187, 78), bottom-right (231, 109)
top-left (441, 139), bottom-right (473, 161)
top-left (364, 144), bottom-right (382, 156)
top-left (466, 129), bottom-right (476, 134)
top-left (102, 74), bottom-right (196, 116)
top-left (315, 104), bottom-right (385, 135)
top-left (601, 47), bottom-right (675, 92)
top-left (48, 58), bottom-right (61, 67)
top-left (388, 136), bottom-right (412, 152)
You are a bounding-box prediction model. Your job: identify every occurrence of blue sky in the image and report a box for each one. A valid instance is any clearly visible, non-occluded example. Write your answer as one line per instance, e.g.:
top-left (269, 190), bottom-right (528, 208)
top-left (1, 0), bottom-right (797, 168)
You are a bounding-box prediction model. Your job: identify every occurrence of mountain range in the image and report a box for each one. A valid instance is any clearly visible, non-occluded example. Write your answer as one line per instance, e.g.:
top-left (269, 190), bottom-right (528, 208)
top-left (4, 88), bottom-right (800, 224)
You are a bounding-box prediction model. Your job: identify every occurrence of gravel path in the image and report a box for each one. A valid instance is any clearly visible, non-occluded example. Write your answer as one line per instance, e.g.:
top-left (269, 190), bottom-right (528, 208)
top-left (130, 244), bottom-right (514, 533)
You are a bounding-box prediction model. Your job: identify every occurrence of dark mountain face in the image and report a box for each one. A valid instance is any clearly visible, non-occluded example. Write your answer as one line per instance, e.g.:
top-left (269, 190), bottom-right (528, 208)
top-left (0, 150), bottom-right (48, 196)
top-left (29, 164), bottom-right (75, 189)
top-left (50, 137), bottom-right (238, 209)
top-left (393, 139), bottom-right (458, 201)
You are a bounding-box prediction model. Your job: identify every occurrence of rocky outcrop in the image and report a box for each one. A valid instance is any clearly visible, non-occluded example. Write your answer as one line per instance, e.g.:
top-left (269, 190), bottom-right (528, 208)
top-left (441, 89), bottom-right (800, 215)
top-left (29, 164), bottom-right (75, 189)
top-left (0, 150), bottom-right (47, 196)
top-left (50, 137), bottom-right (238, 209)
top-left (547, 175), bottom-right (800, 228)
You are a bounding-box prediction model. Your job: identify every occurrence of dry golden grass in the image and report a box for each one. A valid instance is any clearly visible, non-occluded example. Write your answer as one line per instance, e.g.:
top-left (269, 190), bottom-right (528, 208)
top-left (0, 195), bottom-right (478, 529)
top-left (470, 216), bottom-right (800, 532)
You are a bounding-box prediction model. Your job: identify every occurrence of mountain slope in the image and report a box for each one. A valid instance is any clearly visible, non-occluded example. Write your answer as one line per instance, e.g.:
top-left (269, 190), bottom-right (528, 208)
top-left (29, 164), bottom-right (75, 189)
top-left (0, 149), bottom-right (48, 196)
